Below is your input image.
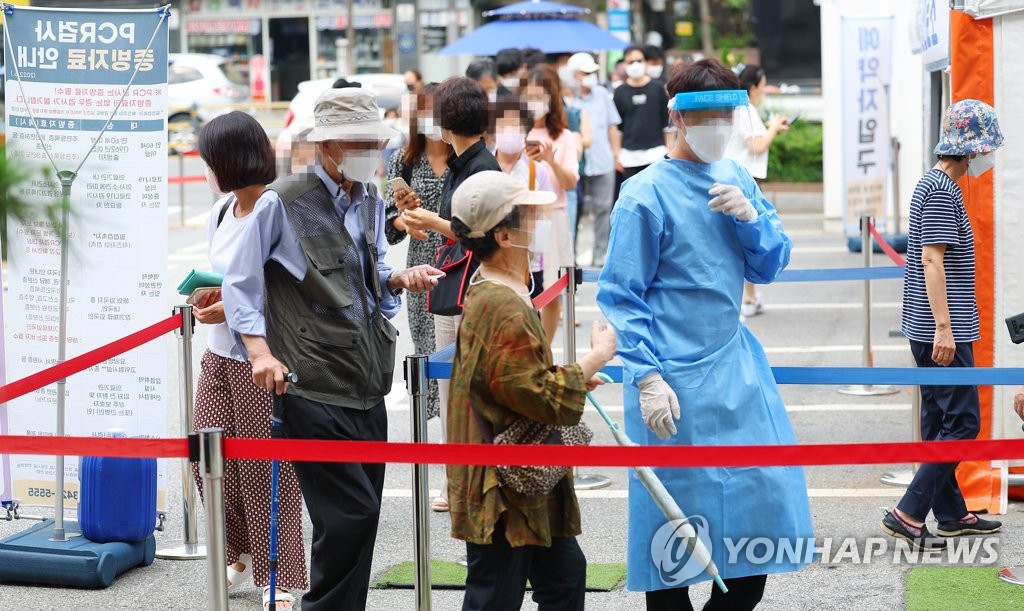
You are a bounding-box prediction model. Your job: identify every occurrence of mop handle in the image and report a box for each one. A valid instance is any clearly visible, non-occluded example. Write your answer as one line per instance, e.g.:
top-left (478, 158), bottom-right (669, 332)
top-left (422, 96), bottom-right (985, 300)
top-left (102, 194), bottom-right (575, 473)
top-left (585, 372), bottom-right (618, 429)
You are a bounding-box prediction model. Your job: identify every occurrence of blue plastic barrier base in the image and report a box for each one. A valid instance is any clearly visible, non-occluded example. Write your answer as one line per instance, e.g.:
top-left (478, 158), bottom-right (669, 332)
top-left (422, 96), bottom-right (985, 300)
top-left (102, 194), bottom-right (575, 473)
top-left (847, 234), bottom-right (909, 254)
top-left (0, 519), bottom-right (155, 588)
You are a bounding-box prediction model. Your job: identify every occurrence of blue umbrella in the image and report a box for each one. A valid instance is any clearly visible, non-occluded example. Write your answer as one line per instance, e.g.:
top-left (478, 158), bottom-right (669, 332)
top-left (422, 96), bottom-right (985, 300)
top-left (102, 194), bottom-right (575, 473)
top-left (437, 18), bottom-right (628, 56)
top-left (484, 0), bottom-right (589, 17)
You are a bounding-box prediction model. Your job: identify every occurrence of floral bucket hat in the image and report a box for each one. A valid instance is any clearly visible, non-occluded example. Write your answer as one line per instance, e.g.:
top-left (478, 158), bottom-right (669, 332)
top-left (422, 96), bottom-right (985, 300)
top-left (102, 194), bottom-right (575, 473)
top-left (934, 99), bottom-right (1004, 156)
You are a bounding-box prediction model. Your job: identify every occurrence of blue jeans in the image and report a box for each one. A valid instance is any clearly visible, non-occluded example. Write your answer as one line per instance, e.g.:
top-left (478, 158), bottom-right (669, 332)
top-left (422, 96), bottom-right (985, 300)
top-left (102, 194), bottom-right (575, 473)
top-left (896, 340), bottom-right (981, 523)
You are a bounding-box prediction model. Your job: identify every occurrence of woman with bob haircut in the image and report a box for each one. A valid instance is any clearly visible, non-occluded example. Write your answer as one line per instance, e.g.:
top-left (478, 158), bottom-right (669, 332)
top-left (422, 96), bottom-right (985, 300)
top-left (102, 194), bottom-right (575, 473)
top-left (193, 110), bottom-right (307, 610)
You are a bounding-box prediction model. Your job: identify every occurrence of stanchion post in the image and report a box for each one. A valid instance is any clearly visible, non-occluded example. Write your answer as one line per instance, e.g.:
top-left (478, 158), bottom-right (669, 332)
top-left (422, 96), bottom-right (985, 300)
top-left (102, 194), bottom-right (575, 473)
top-left (563, 266), bottom-right (611, 490)
top-left (178, 151), bottom-right (186, 227)
top-left (157, 305), bottom-right (207, 559)
top-left (50, 171), bottom-right (79, 542)
top-left (197, 428), bottom-right (228, 611)
top-left (880, 386), bottom-right (921, 487)
top-left (405, 355), bottom-right (431, 611)
top-left (839, 216), bottom-right (898, 397)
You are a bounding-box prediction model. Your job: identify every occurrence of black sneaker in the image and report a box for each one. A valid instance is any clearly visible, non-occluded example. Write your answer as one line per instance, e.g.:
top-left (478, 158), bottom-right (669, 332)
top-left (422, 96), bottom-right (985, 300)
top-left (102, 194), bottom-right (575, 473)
top-left (881, 509), bottom-right (947, 550)
top-left (936, 513), bottom-right (1002, 537)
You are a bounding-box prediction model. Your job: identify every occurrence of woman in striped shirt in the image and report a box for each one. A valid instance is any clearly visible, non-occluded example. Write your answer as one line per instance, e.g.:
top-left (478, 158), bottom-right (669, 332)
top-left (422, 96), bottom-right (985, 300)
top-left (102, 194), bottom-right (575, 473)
top-left (882, 99), bottom-right (1004, 550)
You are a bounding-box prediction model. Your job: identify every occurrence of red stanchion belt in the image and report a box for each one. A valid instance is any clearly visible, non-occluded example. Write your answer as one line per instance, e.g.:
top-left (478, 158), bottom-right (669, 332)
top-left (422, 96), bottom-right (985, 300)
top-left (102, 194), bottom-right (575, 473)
top-left (0, 313), bottom-right (183, 404)
top-left (532, 273), bottom-right (570, 310)
top-left (5, 435), bottom-right (1024, 469)
top-left (867, 221), bottom-right (907, 267)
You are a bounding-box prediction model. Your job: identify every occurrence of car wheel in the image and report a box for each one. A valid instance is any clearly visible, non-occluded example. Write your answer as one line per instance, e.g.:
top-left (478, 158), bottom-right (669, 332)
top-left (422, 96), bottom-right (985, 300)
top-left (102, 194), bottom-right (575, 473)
top-left (168, 111), bottom-right (198, 153)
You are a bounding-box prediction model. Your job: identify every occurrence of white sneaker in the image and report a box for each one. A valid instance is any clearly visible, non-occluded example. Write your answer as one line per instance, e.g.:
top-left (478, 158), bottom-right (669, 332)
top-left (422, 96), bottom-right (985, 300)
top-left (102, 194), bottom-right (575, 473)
top-left (740, 292), bottom-right (764, 318)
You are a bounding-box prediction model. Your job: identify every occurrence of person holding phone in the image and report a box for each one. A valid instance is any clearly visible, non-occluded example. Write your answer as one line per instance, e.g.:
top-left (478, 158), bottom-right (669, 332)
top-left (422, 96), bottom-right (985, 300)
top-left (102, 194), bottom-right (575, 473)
top-left (523, 64), bottom-right (582, 341)
top-left (383, 82), bottom-right (455, 512)
top-left (725, 64), bottom-right (790, 320)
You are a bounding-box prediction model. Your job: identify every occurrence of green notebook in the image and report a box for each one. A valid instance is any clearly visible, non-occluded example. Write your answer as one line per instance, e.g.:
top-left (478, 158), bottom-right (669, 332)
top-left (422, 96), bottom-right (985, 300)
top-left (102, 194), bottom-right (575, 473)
top-left (176, 269), bottom-right (224, 296)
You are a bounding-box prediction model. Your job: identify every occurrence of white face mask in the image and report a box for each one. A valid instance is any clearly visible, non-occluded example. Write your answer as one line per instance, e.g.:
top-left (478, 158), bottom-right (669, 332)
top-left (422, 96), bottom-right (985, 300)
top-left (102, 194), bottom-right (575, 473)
top-left (647, 64), bottom-right (664, 79)
top-left (502, 77), bottom-right (520, 90)
top-left (495, 130), bottom-right (525, 155)
top-left (581, 73), bottom-right (598, 89)
top-left (625, 61), bottom-right (646, 79)
top-left (205, 165), bottom-right (226, 197)
top-left (967, 152), bottom-right (995, 177)
top-left (332, 149), bottom-right (380, 184)
top-left (417, 117), bottom-right (443, 140)
top-left (511, 218), bottom-right (552, 253)
top-left (683, 120), bottom-right (733, 163)
top-left (527, 101), bottom-right (549, 120)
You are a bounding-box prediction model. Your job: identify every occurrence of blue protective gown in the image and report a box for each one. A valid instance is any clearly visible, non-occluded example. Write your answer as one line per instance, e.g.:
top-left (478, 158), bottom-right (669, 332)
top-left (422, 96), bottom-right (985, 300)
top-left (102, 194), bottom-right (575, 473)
top-left (596, 157), bottom-right (814, 591)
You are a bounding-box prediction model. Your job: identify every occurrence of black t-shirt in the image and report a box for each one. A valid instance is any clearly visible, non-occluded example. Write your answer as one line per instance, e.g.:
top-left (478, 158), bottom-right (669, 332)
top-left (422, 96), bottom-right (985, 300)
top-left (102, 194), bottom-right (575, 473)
top-left (613, 79), bottom-right (670, 151)
top-left (439, 138), bottom-right (501, 221)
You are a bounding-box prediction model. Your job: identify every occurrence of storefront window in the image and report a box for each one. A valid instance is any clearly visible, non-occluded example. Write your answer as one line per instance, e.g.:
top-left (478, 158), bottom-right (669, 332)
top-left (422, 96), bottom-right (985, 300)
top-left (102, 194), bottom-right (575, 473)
top-left (186, 19), bottom-right (263, 61)
top-left (316, 11), bottom-right (395, 78)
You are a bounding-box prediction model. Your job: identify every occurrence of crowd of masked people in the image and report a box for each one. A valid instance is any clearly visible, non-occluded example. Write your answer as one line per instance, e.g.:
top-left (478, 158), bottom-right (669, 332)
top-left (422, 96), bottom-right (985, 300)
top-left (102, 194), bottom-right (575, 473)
top-left (187, 42), bottom-right (998, 611)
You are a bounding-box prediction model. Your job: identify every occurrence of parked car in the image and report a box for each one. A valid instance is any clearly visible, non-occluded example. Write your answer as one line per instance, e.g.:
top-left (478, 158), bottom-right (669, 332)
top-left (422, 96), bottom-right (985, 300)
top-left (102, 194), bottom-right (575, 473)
top-left (275, 73), bottom-right (405, 171)
top-left (167, 53), bottom-right (250, 151)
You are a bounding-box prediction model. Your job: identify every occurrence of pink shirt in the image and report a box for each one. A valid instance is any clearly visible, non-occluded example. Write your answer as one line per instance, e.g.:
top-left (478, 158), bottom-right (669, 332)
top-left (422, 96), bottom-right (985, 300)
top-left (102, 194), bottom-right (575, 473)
top-left (526, 127), bottom-right (580, 209)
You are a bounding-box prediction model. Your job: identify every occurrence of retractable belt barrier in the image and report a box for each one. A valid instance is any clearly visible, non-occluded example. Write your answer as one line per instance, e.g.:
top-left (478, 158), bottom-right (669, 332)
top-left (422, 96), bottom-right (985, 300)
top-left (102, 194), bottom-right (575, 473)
top-left (5, 435), bottom-right (1024, 470)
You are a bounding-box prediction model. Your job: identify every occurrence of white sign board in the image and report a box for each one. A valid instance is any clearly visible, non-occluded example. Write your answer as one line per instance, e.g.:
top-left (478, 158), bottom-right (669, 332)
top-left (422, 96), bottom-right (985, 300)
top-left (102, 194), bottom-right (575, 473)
top-left (2, 6), bottom-right (170, 509)
top-left (841, 16), bottom-right (893, 233)
top-left (916, 0), bottom-right (951, 71)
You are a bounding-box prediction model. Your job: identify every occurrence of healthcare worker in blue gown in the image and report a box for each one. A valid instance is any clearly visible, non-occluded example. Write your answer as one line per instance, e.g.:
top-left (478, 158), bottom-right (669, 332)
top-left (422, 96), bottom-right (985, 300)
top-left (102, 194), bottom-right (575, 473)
top-left (597, 59), bottom-right (814, 611)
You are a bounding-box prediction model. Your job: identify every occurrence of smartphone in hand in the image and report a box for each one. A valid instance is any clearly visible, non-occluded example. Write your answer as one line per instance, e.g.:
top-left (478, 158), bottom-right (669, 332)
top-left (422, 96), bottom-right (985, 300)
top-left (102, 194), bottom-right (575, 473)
top-left (525, 140), bottom-right (541, 149)
top-left (787, 110), bottom-right (801, 125)
top-left (388, 177), bottom-right (412, 193)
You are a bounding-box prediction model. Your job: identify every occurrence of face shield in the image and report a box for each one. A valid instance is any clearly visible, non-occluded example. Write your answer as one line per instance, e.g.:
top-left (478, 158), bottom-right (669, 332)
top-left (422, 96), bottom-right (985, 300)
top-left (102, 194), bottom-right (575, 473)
top-left (668, 90), bottom-right (750, 163)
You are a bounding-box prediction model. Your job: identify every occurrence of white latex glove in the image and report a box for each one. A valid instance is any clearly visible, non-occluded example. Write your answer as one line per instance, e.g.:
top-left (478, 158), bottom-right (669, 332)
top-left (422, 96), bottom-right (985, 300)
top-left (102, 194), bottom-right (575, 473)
top-left (708, 183), bottom-right (758, 221)
top-left (638, 372), bottom-right (681, 440)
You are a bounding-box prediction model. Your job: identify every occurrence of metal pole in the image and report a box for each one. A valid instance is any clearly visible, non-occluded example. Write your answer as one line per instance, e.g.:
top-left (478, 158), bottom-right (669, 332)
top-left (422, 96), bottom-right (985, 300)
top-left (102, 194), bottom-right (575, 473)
top-left (839, 216), bottom-right (897, 397)
top-left (881, 386), bottom-right (922, 487)
top-left (892, 137), bottom-right (902, 235)
top-left (564, 267), bottom-right (611, 490)
top-left (50, 170), bottom-right (79, 542)
top-left (198, 428), bottom-right (228, 611)
top-left (405, 355), bottom-right (432, 611)
top-left (178, 152), bottom-right (186, 227)
top-left (157, 305), bottom-right (207, 559)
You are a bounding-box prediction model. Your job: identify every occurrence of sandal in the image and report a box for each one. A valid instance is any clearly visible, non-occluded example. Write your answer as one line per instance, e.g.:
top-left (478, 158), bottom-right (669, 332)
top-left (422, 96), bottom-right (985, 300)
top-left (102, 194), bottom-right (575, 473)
top-left (226, 553), bottom-right (252, 592)
top-left (263, 586), bottom-right (296, 610)
top-left (431, 497), bottom-right (449, 512)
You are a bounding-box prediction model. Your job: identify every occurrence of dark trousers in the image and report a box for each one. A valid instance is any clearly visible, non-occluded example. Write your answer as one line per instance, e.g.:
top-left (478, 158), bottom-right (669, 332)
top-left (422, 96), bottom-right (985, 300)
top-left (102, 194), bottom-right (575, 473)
top-left (281, 395), bottom-right (387, 611)
top-left (463, 518), bottom-right (586, 611)
top-left (645, 574), bottom-right (768, 611)
top-left (897, 341), bottom-right (981, 523)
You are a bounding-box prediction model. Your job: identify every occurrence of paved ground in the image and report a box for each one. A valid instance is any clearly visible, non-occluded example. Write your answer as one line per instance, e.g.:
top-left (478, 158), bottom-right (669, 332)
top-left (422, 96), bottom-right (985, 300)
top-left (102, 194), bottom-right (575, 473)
top-left (3, 174), bottom-right (1023, 610)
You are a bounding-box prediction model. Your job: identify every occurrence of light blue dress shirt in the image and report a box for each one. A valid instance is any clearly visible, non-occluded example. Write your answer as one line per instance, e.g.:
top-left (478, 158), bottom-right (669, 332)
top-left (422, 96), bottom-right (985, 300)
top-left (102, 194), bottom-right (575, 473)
top-left (577, 84), bottom-right (621, 177)
top-left (221, 164), bottom-right (399, 360)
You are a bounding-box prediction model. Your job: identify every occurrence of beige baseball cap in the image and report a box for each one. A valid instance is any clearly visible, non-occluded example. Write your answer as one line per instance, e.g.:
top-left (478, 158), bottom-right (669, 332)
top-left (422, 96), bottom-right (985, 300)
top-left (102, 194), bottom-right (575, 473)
top-left (566, 52), bottom-right (600, 75)
top-left (453, 171), bottom-right (555, 238)
top-left (307, 88), bottom-right (399, 142)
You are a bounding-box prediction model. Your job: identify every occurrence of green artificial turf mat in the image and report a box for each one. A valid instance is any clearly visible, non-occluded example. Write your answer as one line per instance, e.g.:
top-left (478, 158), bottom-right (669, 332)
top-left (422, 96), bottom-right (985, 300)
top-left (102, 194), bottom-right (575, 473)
top-left (906, 567), bottom-right (1024, 611)
top-left (371, 560), bottom-right (626, 591)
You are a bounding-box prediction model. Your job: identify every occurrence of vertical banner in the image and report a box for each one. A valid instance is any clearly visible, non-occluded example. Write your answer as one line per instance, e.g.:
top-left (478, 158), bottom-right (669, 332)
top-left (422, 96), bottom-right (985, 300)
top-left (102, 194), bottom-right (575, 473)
top-left (607, 0), bottom-right (631, 44)
top-left (841, 15), bottom-right (893, 234)
top-left (2, 6), bottom-right (170, 509)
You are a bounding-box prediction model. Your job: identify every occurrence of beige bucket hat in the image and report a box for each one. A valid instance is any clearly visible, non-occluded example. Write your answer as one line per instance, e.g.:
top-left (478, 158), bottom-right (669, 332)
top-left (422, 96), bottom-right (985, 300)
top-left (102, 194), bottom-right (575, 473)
top-left (307, 88), bottom-right (399, 142)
